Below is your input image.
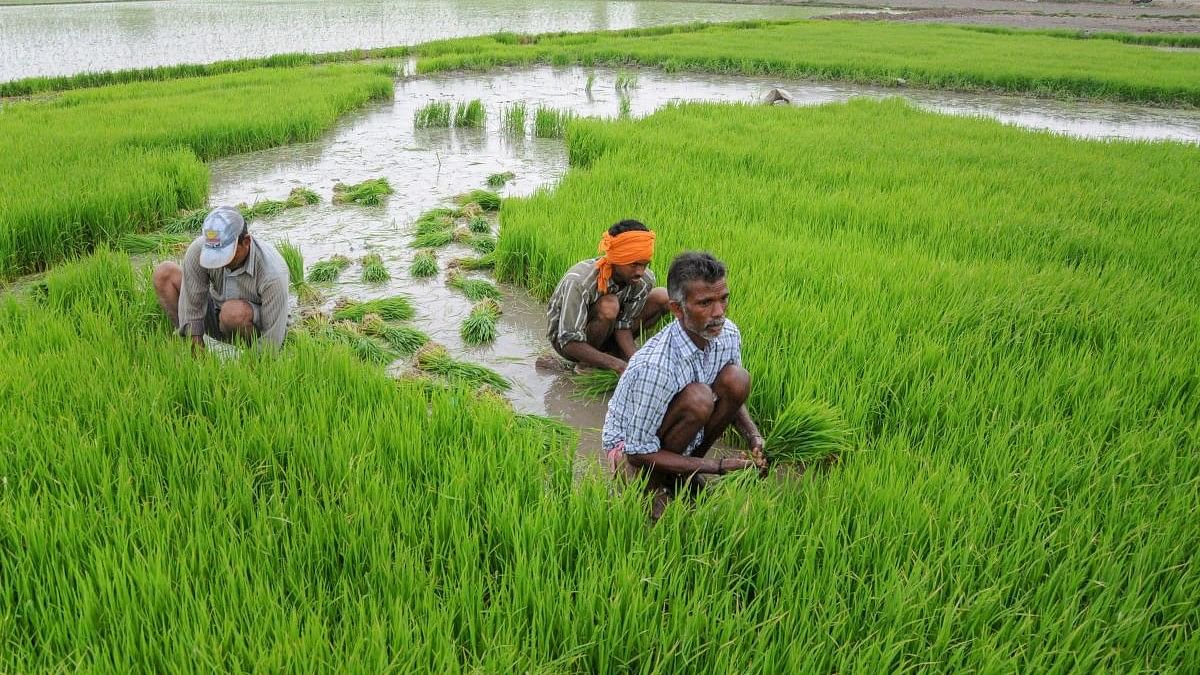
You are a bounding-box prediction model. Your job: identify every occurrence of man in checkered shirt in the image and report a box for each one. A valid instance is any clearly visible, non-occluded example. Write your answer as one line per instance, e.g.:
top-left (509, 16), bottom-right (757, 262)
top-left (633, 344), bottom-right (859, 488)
top-left (602, 252), bottom-right (766, 502)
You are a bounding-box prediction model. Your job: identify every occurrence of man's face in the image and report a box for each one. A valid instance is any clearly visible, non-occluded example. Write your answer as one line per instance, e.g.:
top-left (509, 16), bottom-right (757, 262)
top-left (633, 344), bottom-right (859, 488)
top-left (670, 277), bottom-right (729, 341)
top-left (225, 235), bottom-right (251, 270)
top-left (611, 259), bottom-right (649, 286)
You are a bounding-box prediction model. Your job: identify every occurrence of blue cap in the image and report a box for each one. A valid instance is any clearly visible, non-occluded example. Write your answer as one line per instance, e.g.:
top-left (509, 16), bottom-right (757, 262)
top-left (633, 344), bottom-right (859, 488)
top-left (199, 206), bottom-right (245, 269)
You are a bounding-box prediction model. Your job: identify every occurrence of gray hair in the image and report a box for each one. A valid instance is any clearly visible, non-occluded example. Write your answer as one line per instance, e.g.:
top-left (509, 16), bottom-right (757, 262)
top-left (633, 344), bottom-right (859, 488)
top-left (667, 251), bottom-right (726, 304)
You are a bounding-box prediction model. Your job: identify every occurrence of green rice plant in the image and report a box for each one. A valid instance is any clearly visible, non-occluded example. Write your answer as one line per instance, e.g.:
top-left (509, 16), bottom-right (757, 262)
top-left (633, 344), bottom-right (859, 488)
top-left (332, 177), bottom-right (393, 206)
top-left (460, 299), bottom-right (501, 346)
top-left (500, 101), bottom-right (527, 136)
top-left (486, 171), bottom-right (515, 188)
top-left (614, 69), bottom-right (638, 90)
top-left (571, 368), bottom-right (620, 399)
top-left (454, 189), bottom-right (501, 212)
top-left (359, 314), bottom-right (430, 356)
top-left (533, 106), bottom-right (574, 138)
top-left (162, 208), bottom-right (207, 234)
top-left (412, 228), bottom-right (454, 248)
top-left (410, 249), bottom-right (439, 278)
top-left (238, 199), bottom-right (288, 221)
top-left (414, 207), bottom-right (458, 233)
top-left (468, 233), bottom-right (497, 255)
top-left (512, 413), bottom-right (578, 452)
top-left (415, 343), bottom-right (510, 390)
top-left (468, 216), bottom-right (491, 234)
top-left (450, 252), bottom-right (496, 271)
top-left (360, 253), bottom-right (391, 283)
top-left (301, 317), bottom-right (398, 366)
top-left (453, 99), bottom-right (486, 128)
top-left (447, 270), bottom-right (501, 301)
top-left (332, 295), bottom-right (414, 322)
top-left (764, 398), bottom-right (853, 465)
top-left (276, 240), bottom-right (322, 304)
top-left (584, 72), bottom-right (595, 93)
top-left (285, 187), bottom-right (321, 207)
top-left (116, 231), bottom-right (192, 256)
top-left (414, 100), bottom-right (452, 128)
top-left (618, 94), bottom-right (632, 119)
top-left (306, 254), bottom-right (351, 283)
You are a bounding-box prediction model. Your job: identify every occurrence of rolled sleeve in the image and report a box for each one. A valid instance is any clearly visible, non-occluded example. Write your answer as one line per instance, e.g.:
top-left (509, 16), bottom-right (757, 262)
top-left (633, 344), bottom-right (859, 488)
top-left (256, 275), bottom-right (289, 349)
top-left (607, 363), bottom-right (676, 455)
top-left (554, 278), bottom-right (591, 347)
top-left (177, 240), bottom-right (209, 338)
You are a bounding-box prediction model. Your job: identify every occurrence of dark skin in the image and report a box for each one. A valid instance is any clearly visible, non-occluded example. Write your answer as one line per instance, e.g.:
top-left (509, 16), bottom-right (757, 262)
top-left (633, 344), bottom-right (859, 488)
top-left (560, 259), bottom-right (669, 373)
top-left (625, 277), bottom-right (767, 479)
top-left (152, 234), bottom-right (255, 353)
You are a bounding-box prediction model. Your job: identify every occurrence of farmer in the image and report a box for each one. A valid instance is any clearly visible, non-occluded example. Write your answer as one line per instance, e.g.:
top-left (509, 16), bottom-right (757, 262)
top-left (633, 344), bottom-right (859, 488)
top-left (545, 219), bottom-right (669, 373)
top-left (602, 251), bottom-right (766, 510)
top-left (152, 205), bottom-right (290, 350)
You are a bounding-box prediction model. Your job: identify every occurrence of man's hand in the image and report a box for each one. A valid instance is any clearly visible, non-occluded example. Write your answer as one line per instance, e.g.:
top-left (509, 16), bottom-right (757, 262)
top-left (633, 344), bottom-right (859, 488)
top-left (718, 457), bottom-right (759, 474)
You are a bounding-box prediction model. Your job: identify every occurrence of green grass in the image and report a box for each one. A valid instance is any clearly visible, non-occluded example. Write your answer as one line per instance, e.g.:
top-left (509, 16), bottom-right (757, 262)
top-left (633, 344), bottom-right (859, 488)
top-left (447, 270), bottom-right (501, 301)
top-left (306, 254), bottom-right (351, 283)
top-left (415, 343), bottom-right (510, 390)
top-left (360, 253), bottom-right (390, 283)
top-left (486, 171), bottom-right (515, 188)
top-left (0, 64), bottom-right (393, 278)
top-left (161, 209), bottom-right (208, 234)
top-left (614, 69), bottom-right (638, 90)
top-left (533, 106), bottom-right (575, 138)
top-left (332, 295), bottom-right (415, 322)
top-left (414, 100), bottom-right (453, 128)
top-left (500, 102), bottom-right (527, 136)
top-left (455, 189), bottom-right (502, 212)
top-left (332, 178), bottom-right (393, 206)
top-left (410, 249), bottom-right (439, 279)
top-left (453, 99), bottom-right (486, 128)
top-left (115, 231), bottom-right (192, 256)
top-left (460, 299), bottom-right (501, 346)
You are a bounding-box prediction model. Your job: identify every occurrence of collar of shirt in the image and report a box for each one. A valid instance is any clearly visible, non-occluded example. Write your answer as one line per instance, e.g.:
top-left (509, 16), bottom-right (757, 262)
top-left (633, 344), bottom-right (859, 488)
top-left (228, 239), bottom-right (258, 278)
top-left (667, 320), bottom-right (706, 360)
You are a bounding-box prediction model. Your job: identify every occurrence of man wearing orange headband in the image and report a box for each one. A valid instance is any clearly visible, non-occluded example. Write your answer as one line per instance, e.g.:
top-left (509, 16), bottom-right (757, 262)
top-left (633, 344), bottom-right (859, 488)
top-left (545, 219), bottom-right (669, 373)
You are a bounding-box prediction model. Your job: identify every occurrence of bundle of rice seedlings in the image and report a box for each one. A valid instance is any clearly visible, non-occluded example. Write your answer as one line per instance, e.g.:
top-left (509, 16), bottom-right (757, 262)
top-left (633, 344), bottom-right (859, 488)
top-left (361, 253), bottom-right (390, 283)
top-left (414, 208), bottom-right (457, 233)
top-left (500, 102), bottom-right (526, 136)
top-left (468, 234), bottom-right (497, 255)
top-left (415, 343), bottom-right (510, 391)
top-left (618, 94), bottom-right (632, 119)
top-left (534, 106), bottom-right (574, 138)
top-left (116, 231), bottom-right (192, 256)
top-left (765, 398), bottom-right (853, 465)
top-left (572, 368), bottom-right (620, 398)
top-left (297, 315), bottom-right (397, 366)
top-left (450, 253), bottom-right (496, 271)
top-left (460, 299), bottom-right (501, 346)
top-left (486, 171), bottom-right (515, 188)
top-left (276, 240), bottom-right (322, 304)
top-left (615, 70), bottom-right (638, 90)
top-left (453, 99), bottom-right (485, 128)
top-left (458, 202), bottom-right (483, 219)
top-left (468, 216), bottom-right (491, 234)
top-left (307, 254), bottom-right (351, 283)
top-left (239, 199), bottom-right (288, 221)
top-left (454, 189), bottom-right (501, 212)
top-left (513, 413), bottom-right (577, 452)
top-left (584, 73), bottom-right (596, 93)
top-left (332, 177), bottom-right (392, 206)
top-left (332, 295), bottom-right (414, 322)
top-left (410, 249), bottom-right (438, 278)
top-left (162, 208), bottom-right (207, 234)
top-left (447, 270), bottom-right (501, 301)
top-left (413, 228), bottom-right (454, 248)
top-left (359, 313), bottom-right (429, 355)
top-left (414, 101), bottom-right (452, 128)
top-left (285, 187), bottom-right (321, 207)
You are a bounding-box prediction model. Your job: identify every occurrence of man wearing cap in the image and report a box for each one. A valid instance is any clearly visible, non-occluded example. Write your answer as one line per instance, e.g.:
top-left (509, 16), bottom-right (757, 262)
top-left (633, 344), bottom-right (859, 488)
top-left (545, 219), bottom-right (669, 374)
top-left (152, 206), bottom-right (290, 350)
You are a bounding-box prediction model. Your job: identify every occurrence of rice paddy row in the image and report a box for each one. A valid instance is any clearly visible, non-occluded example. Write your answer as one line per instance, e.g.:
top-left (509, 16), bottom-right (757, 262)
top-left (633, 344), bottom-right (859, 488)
top-left (417, 98), bottom-right (575, 139)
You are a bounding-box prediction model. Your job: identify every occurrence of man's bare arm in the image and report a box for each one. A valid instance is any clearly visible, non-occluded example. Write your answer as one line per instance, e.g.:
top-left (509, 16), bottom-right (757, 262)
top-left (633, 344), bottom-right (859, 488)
top-left (560, 340), bottom-right (627, 373)
top-left (627, 451), bottom-right (755, 476)
top-left (612, 328), bottom-right (637, 361)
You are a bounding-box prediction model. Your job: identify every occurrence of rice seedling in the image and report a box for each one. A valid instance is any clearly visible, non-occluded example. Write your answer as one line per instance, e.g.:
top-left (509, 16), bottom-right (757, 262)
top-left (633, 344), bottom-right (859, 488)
top-left (513, 413), bottom-right (578, 452)
top-left (285, 186), bottom-right (321, 207)
top-left (453, 99), bottom-right (486, 128)
top-left (450, 252), bottom-right (496, 271)
top-left (410, 249), bottom-right (439, 278)
top-left (359, 313), bottom-right (430, 355)
top-left (460, 299), bottom-right (501, 346)
top-left (415, 343), bottom-right (511, 390)
top-left (458, 202), bottom-right (484, 219)
top-left (360, 253), bottom-right (391, 283)
top-left (238, 199), bottom-right (288, 221)
top-left (447, 269), bottom-right (501, 301)
top-left (614, 69), bottom-right (638, 90)
top-left (468, 233), bottom-right (497, 255)
top-left (533, 106), bottom-right (574, 138)
top-left (332, 295), bottom-right (414, 322)
top-left (306, 254), bottom-right (351, 283)
top-left (618, 94), bottom-right (632, 119)
top-left (571, 368), bottom-right (619, 398)
top-left (412, 228), bottom-right (454, 248)
top-left (116, 231), bottom-right (192, 256)
top-left (486, 171), bottom-right (515, 188)
top-left (468, 216), bottom-right (491, 234)
top-left (764, 398), bottom-right (853, 465)
top-left (454, 189), bottom-right (502, 212)
top-left (332, 177), bottom-right (393, 206)
top-left (500, 101), bottom-right (527, 136)
top-left (414, 100), bottom-right (452, 128)
top-left (162, 208), bottom-right (207, 234)
top-left (584, 72), bottom-right (596, 93)
top-left (276, 240), bottom-right (322, 304)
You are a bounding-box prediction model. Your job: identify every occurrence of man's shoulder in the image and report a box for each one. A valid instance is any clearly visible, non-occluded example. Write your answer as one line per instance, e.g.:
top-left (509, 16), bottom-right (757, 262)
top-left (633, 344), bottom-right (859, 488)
top-left (625, 326), bottom-right (676, 373)
top-left (254, 240), bottom-right (290, 286)
top-left (181, 237), bottom-right (206, 267)
top-left (564, 258), bottom-right (598, 279)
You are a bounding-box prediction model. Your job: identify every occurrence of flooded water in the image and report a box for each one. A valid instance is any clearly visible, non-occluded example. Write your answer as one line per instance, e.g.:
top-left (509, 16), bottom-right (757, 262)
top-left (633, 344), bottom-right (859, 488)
top-left (206, 65), bottom-right (1200, 456)
top-left (0, 0), bottom-right (839, 82)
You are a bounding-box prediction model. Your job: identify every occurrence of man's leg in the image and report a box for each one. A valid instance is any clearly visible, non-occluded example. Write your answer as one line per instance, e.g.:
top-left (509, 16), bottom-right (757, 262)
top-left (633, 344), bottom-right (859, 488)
top-left (218, 300), bottom-right (258, 343)
top-left (584, 294), bottom-right (620, 349)
top-left (152, 262), bottom-right (183, 328)
top-left (690, 364), bottom-right (751, 458)
top-left (631, 287), bottom-right (670, 337)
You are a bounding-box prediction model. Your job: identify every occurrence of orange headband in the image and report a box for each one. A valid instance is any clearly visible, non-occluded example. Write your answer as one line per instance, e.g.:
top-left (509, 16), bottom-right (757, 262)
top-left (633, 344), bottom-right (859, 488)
top-left (595, 230), bottom-right (655, 291)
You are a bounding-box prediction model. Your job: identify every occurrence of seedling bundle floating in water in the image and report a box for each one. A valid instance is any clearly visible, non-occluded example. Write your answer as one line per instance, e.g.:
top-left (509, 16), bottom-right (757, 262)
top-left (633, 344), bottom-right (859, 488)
top-left (332, 177), bottom-right (392, 206)
top-left (410, 249), bottom-right (439, 278)
top-left (454, 99), bottom-right (485, 128)
top-left (361, 253), bottom-right (390, 283)
top-left (276, 240), bottom-right (322, 304)
top-left (415, 343), bottom-right (510, 391)
top-left (359, 313), bottom-right (429, 356)
top-left (486, 171), bottom-right (515, 188)
top-left (460, 299), bottom-right (501, 346)
top-left (455, 189), bottom-right (501, 212)
top-left (332, 295), bottom-right (414, 322)
top-left (307, 255), bottom-right (351, 283)
top-left (285, 187), bottom-right (321, 207)
top-left (447, 270), bottom-right (501, 301)
top-left (572, 368), bottom-right (620, 399)
top-left (765, 398), bottom-right (853, 465)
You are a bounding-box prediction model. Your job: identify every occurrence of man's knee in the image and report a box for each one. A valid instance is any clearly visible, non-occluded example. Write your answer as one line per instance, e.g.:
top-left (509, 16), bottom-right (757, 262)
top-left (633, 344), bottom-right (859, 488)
top-left (713, 365), bottom-right (750, 404)
top-left (591, 294), bottom-right (621, 323)
top-left (152, 262), bottom-right (180, 291)
top-left (676, 382), bottom-right (715, 423)
top-left (647, 286), bottom-right (669, 312)
top-left (218, 300), bottom-right (255, 333)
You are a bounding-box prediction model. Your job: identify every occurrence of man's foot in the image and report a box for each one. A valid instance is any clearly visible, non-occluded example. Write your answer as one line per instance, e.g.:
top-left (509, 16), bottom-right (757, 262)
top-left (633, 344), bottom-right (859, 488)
top-left (534, 352), bottom-right (573, 373)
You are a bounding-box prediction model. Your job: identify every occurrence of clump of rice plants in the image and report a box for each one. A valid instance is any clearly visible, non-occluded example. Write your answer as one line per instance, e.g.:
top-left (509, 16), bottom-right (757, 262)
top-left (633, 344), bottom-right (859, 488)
top-left (468, 216), bottom-right (491, 234)
top-left (513, 413), bottom-right (577, 452)
top-left (332, 295), bottom-right (414, 322)
top-left (307, 254), bottom-right (351, 283)
top-left (162, 208), bottom-right (207, 234)
top-left (360, 253), bottom-right (390, 283)
top-left (450, 252), bottom-right (496, 271)
top-left (239, 199), bottom-right (288, 221)
top-left (410, 249), bottom-right (439, 278)
top-left (572, 368), bottom-right (620, 398)
top-left (585, 72), bottom-right (596, 93)
top-left (618, 94), bottom-right (632, 119)
top-left (534, 106), bottom-right (574, 138)
top-left (447, 270), bottom-right (501, 301)
top-left (460, 299), bottom-right (501, 346)
top-left (359, 313), bottom-right (429, 355)
top-left (500, 102), bottom-right (527, 136)
top-left (765, 399), bottom-right (853, 465)
top-left (486, 171), bottom-right (515, 188)
top-left (413, 228), bottom-right (454, 248)
top-left (116, 231), bottom-right (192, 256)
top-left (285, 187), bottom-right (321, 207)
top-left (615, 69), bottom-right (638, 90)
top-left (455, 189), bottom-right (501, 212)
top-left (415, 100), bottom-right (452, 128)
top-left (296, 315), bottom-right (397, 366)
top-left (333, 177), bottom-right (392, 206)
top-left (468, 233), bottom-right (497, 255)
top-left (276, 240), bottom-right (322, 304)
top-left (454, 99), bottom-right (485, 128)
top-left (415, 343), bottom-right (510, 390)
top-left (415, 208), bottom-right (457, 231)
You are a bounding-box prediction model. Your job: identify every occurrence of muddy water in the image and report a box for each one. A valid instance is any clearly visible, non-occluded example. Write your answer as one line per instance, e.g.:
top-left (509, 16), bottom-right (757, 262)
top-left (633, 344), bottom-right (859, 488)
top-left (0, 0), bottom-right (840, 82)
top-left (207, 66), bottom-right (1200, 458)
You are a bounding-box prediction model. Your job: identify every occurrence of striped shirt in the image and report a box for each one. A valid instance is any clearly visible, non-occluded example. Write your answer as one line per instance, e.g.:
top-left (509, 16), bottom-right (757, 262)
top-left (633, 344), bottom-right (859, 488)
top-left (602, 319), bottom-right (743, 456)
top-left (177, 236), bottom-right (290, 348)
top-left (546, 258), bottom-right (656, 349)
